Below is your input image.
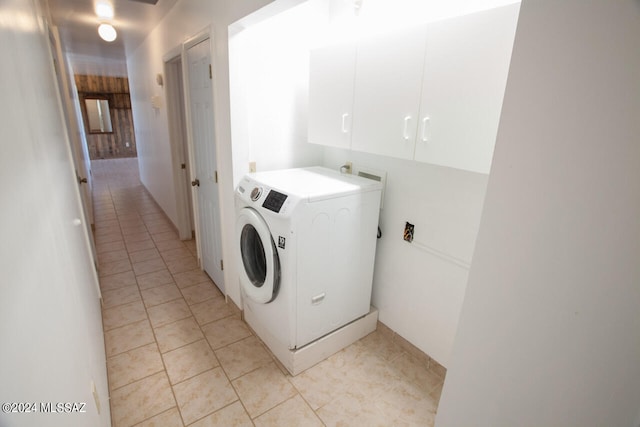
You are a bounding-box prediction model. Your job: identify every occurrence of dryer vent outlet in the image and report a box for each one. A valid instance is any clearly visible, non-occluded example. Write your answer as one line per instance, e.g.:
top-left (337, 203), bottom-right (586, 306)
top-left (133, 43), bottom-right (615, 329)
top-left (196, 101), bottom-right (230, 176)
top-left (403, 222), bottom-right (414, 243)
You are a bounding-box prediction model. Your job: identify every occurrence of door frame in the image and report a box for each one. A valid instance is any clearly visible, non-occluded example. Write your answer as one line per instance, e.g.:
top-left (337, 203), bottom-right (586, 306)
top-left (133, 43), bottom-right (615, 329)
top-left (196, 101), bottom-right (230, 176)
top-left (179, 27), bottom-right (227, 293)
top-left (163, 47), bottom-right (194, 240)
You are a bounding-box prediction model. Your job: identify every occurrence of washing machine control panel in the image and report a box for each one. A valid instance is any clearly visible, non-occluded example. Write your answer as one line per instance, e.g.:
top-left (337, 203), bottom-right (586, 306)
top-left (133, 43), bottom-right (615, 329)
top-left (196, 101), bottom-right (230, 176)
top-left (237, 176), bottom-right (299, 217)
top-left (262, 190), bottom-right (288, 213)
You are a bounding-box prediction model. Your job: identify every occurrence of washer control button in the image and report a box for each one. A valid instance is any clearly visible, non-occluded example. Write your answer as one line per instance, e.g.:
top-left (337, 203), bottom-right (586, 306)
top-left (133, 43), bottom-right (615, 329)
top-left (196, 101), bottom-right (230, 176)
top-left (250, 187), bottom-right (262, 201)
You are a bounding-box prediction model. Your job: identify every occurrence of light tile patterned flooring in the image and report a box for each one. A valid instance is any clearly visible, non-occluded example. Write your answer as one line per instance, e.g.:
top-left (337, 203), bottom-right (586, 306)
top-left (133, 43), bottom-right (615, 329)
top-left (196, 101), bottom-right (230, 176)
top-left (93, 158), bottom-right (443, 426)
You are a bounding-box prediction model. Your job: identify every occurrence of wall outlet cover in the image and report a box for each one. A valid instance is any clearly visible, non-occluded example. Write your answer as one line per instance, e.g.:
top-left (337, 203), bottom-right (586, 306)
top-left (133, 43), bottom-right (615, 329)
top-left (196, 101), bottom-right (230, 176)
top-left (91, 380), bottom-right (101, 414)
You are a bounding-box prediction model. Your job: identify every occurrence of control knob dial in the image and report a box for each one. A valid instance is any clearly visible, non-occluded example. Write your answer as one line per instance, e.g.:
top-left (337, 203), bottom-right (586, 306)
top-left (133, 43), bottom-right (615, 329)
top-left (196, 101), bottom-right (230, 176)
top-left (250, 187), bottom-right (262, 201)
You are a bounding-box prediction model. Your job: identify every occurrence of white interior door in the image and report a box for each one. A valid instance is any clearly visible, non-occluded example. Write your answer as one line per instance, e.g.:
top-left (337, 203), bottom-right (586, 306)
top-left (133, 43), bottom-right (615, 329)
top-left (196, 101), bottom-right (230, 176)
top-left (48, 26), bottom-right (98, 266)
top-left (165, 57), bottom-right (195, 239)
top-left (178, 63), bottom-right (196, 238)
top-left (186, 38), bottom-right (224, 291)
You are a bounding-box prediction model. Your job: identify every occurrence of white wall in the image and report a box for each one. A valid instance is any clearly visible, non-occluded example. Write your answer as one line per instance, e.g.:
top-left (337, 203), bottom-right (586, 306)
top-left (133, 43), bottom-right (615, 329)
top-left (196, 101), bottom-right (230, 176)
top-left (323, 149), bottom-right (488, 366)
top-left (229, 0), bottom-right (326, 185)
top-left (128, 0), bottom-right (276, 304)
top-left (436, 0), bottom-right (640, 425)
top-left (0, 0), bottom-right (110, 426)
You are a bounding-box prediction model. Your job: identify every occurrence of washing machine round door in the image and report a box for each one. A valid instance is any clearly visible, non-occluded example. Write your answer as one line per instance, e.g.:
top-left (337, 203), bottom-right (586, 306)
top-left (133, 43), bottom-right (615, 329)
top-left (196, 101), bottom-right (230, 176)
top-left (236, 208), bottom-right (280, 304)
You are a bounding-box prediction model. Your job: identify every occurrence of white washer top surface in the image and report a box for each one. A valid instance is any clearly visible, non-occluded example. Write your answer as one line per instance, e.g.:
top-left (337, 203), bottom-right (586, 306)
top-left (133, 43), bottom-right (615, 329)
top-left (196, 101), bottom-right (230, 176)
top-left (248, 166), bottom-right (381, 202)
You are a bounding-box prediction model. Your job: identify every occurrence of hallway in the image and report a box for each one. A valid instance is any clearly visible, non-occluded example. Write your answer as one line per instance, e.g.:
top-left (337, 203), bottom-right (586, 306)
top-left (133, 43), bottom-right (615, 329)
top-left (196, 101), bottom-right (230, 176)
top-left (92, 158), bottom-right (443, 426)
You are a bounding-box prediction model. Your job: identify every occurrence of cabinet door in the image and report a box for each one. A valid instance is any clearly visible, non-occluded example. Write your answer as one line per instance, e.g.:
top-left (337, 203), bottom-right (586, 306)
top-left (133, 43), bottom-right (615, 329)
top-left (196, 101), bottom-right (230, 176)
top-left (415, 4), bottom-right (520, 173)
top-left (308, 43), bottom-right (357, 149)
top-left (351, 25), bottom-right (428, 160)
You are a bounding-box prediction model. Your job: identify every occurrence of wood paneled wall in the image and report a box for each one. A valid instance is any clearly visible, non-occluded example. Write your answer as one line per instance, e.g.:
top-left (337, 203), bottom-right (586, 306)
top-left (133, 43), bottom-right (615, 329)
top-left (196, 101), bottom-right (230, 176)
top-left (75, 74), bottom-right (137, 159)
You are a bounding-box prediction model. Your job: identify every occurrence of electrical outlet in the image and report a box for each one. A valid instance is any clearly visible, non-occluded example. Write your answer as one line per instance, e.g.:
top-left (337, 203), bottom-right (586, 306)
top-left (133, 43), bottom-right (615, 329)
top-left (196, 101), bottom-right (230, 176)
top-left (249, 161), bottom-right (256, 173)
top-left (403, 222), bottom-right (414, 242)
top-left (91, 380), bottom-right (101, 414)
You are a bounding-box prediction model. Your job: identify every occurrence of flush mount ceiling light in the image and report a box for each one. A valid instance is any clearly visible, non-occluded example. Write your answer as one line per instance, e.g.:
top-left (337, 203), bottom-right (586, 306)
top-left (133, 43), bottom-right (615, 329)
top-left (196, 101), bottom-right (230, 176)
top-left (95, 1), bottom-right (114, 19)
top-left (98, 23), bottom-right (117, 42)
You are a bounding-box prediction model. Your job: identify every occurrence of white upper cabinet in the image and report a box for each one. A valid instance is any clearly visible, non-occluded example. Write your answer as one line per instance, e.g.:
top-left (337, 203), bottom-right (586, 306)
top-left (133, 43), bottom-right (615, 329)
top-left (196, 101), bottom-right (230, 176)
top-left (308, 42), bottom-right (357, 149)
top-left (308, 4), bottom-right (519, 173)
top-left (351, 25), bottom-right (428, 160)
top-left (415, 4), bottom-right (519, 173)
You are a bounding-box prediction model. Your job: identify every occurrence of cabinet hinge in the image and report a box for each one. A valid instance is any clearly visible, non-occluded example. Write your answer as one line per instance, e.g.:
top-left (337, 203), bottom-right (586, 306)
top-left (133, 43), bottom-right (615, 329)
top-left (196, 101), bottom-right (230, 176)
top-left (209, 64), bottom-right (212, 79)
top-left (220, 260), bottom-right (224, 271)
top-left (181, 163), bottom-right (186, 169)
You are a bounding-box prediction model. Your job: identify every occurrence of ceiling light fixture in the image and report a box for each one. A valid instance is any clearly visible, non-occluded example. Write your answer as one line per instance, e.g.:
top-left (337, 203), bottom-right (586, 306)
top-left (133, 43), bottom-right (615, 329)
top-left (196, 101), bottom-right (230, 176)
top-left (98, 23), bottom-right (117, 42)
top-left (95, 2), bottom-right (114, 19)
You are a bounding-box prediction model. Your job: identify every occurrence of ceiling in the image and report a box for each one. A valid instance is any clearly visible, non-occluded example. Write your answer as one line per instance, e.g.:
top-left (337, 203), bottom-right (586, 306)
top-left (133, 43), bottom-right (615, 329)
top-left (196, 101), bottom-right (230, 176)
top-left (48, 0), bottom-right (178, 76)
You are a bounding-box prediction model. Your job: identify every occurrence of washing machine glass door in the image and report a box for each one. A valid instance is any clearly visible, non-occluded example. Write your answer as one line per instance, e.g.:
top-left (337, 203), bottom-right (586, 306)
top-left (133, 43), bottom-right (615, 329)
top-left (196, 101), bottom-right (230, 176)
top-left (236, 208), bottom-right (280, 304)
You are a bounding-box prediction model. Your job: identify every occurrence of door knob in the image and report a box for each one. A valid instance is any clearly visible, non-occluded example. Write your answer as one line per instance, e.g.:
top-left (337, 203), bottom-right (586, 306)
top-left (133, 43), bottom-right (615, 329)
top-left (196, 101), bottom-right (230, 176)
top-left (191, 179), bottom-right (200, 187)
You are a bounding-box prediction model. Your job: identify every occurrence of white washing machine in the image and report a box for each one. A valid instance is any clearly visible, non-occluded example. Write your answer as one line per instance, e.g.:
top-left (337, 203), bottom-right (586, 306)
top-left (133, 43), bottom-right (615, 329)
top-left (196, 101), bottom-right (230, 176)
top-left (235, 166), bottom-right (382, 374)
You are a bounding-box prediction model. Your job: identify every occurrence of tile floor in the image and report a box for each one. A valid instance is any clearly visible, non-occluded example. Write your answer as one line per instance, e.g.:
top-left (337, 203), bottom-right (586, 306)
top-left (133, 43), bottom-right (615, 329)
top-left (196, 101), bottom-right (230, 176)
top-left (92, 158), bottom-right (444, 426)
